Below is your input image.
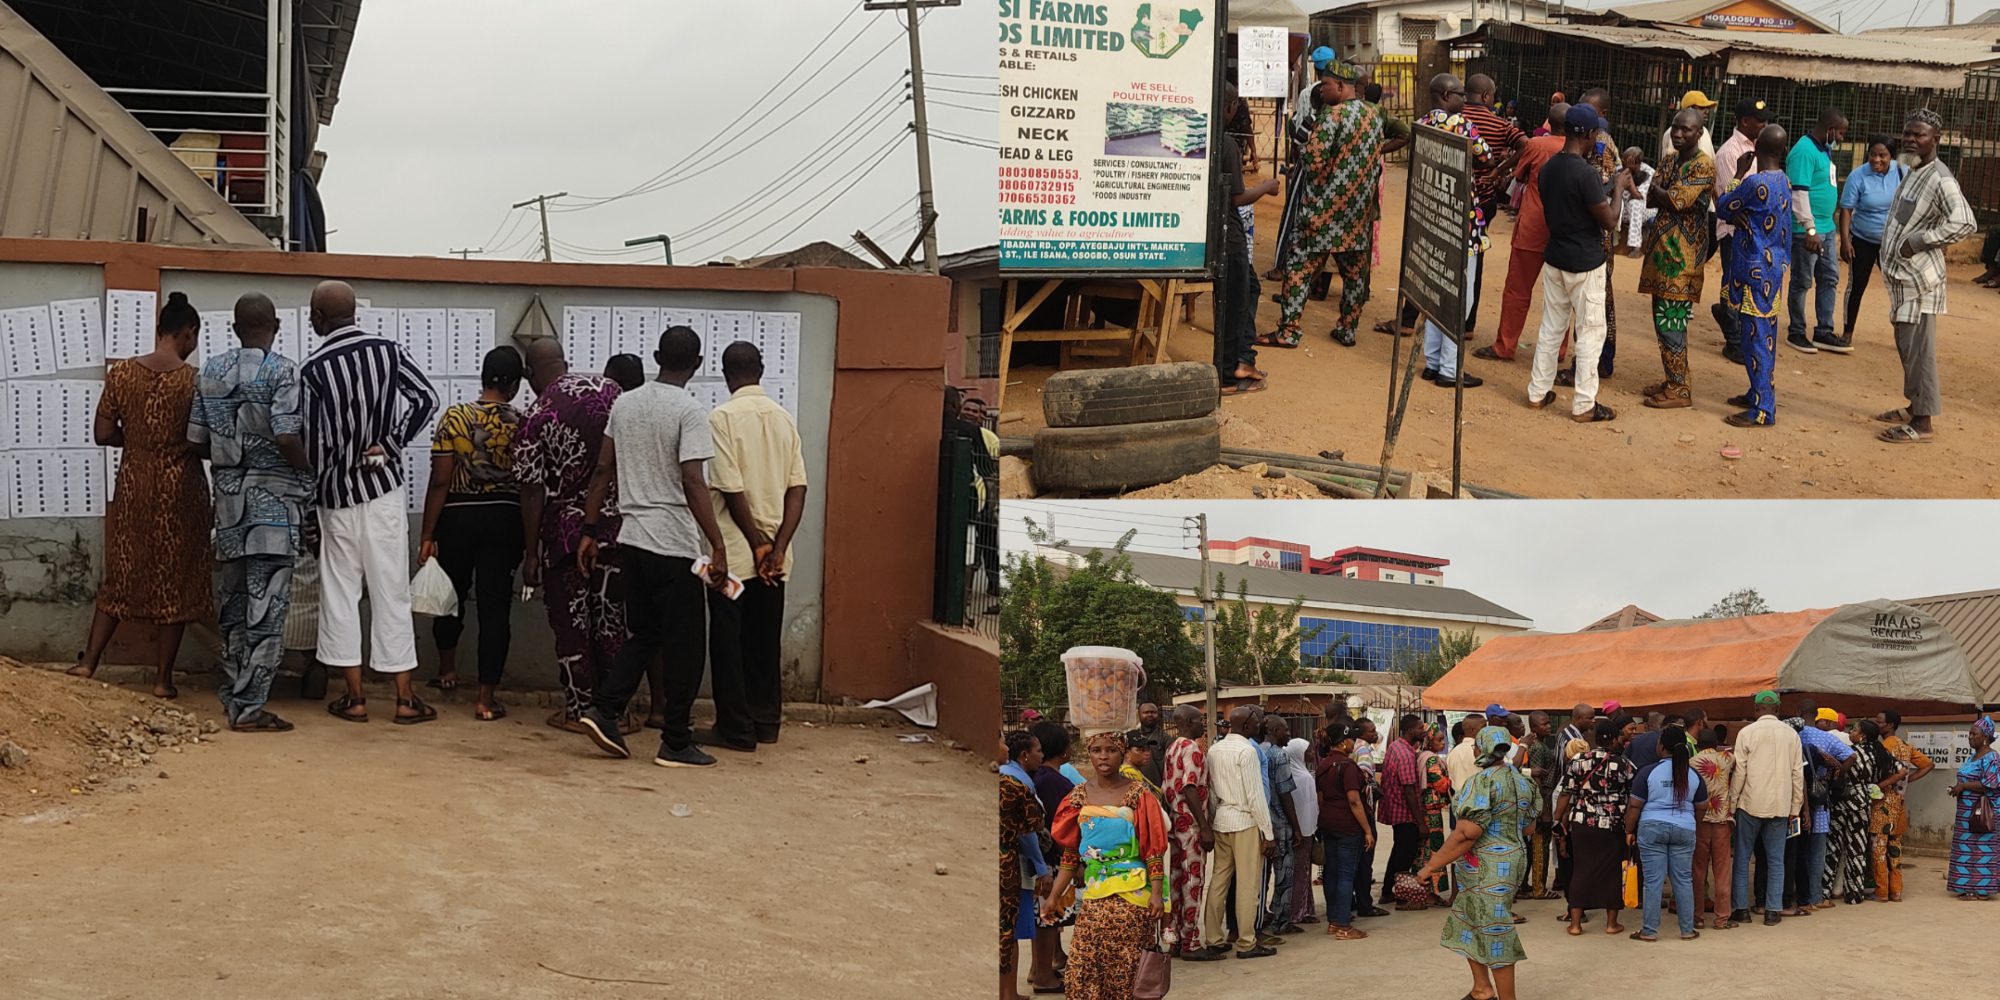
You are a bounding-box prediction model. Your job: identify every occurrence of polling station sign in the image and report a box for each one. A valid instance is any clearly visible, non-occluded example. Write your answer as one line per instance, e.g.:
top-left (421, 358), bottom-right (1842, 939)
top-left (997, 0), bottom-right (1217, 273)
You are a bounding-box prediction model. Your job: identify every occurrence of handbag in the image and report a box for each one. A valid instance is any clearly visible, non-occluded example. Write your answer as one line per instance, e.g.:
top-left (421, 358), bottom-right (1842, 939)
top-left (1974, 791), bottom-right (1996, 837)
top-left (1133, 924), bottom-right (1171, 999)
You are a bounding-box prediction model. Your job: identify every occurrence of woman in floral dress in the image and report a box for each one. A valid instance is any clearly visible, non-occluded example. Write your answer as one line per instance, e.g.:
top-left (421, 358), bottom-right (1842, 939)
top-left (1417, 726), bottom-right (1539, 1000)
top-left (1418, 724), bottom-right (1454, 901)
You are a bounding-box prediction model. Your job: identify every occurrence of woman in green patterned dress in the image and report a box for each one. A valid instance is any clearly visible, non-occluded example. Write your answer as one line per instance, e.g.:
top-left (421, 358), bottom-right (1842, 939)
top-left (1417, 726), bottom-right (1539, 1000)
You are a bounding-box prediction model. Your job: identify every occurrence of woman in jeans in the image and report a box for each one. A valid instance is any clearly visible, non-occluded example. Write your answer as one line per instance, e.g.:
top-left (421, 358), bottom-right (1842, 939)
top-left (1624, 723), bottom-right (1706, 941)
top-left (418, 345), bottom-right (527, 720)
top-left (1835, 135), bottom-right (1906, 351)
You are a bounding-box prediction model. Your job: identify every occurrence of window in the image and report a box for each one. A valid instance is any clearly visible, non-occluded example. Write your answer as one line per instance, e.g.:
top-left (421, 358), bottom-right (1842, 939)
top-left (1400, 16), bottom-right (1436, 46)
top-left (1280, 551), bottom-right (1303, 572)
top-left (1298, 616), bottom-right (1442, 673)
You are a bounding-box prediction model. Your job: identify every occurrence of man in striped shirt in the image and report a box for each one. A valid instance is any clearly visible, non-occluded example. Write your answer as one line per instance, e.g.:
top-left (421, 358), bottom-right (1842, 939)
top-left (300, 280), bottom-right (441, 724)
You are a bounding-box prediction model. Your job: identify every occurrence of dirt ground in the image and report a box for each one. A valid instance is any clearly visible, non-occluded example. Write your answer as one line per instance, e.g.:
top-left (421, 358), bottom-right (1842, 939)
top-left (0, 661), bottom-right (987, 999)
top-left (1001, 167), bottom-right (2000, 499)
top-left (1012, 854), bottom-right (1974, 1000)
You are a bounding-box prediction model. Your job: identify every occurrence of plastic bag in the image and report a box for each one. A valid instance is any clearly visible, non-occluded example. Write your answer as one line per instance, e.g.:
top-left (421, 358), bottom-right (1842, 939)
top-left (1622, 861), bottom-right (1640, 910)
top-left (409, 557), bottom-right (460, 618)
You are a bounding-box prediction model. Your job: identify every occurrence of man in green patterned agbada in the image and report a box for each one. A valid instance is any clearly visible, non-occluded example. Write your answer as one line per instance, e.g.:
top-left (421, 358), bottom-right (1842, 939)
top-left (1263, 60), bottom-right (1381, 349)
top-left (1637, 108), bottom-right (1717, 408)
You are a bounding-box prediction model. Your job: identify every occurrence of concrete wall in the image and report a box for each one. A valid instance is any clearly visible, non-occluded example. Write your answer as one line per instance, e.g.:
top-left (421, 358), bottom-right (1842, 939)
top-left (1902, 722), bottom-right (1978, 853)
top-left (906, 622), bottom-right (999, 748)
top-left (0, 239), bottom-right (972, 714)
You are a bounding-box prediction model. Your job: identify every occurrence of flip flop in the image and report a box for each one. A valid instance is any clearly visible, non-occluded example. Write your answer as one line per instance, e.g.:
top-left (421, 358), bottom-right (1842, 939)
top-left (475, 703), bottom-right (509, 722)
top-left (230, 710), bottom-right (295, 733)
top-left (425, 676), bottom-right (459, 692)
top-left (1629, 932), bottom-right (1657, 942)
top-left (1222, 378), bottom-right (1269, 396)
top-left (392, 696), bottom-right (439, 725)
top-left (327, 694), bottom-right (368, 723)
top-left (1878, 423), bottom-right (1933, 444)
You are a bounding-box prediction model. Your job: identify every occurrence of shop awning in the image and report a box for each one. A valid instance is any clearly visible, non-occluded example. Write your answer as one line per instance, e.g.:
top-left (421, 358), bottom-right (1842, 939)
top-left (1422, 600), bottom-right (1984, 717)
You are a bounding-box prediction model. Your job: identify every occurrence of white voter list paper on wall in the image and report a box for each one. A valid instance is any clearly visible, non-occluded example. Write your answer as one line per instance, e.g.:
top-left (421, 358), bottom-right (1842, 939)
top-left (1, 305), bottom-right (58, 379)
top-left (612, 307), bottom-right (661, 363)
top-left (447, 308), bottom-right (495, 377)
top-left (563, 306), bottom-right (613, 375)
top-left (751, 311), bottom-right (801, 380)
top-left (397, 308), bottom-right (447, 374)
top-left (703, 310), bottom-right (754, 378)
top-left (659, 308), bottom-right (709, 376)
top-left (356, 305), bottom-right (399, 341)
top-left (8, 450), bottom-right (106, 518)
top-left (197, 311), bottom-right (235, 368)
top-left (104, 290), bottom-right (155, 360)
top-left (7, 381), bottom-right (104, 450)
top-left (49, 298), bottom-right (105, 371)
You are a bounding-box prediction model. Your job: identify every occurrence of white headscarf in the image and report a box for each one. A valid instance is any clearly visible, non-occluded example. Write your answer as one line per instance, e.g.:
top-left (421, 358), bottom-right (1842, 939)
top-left (1285, 737), bottom-right (1317, 838)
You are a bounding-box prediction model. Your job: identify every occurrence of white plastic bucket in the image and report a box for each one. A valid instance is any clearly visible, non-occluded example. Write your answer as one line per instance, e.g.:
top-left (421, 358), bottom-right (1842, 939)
top-left (1061, 645), bottom-right (1146, 733)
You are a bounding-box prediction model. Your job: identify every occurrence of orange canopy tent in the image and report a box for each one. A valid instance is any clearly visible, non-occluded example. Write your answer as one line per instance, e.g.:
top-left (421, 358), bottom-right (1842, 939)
top-left (1422, 600), bottom-right (1984, 718)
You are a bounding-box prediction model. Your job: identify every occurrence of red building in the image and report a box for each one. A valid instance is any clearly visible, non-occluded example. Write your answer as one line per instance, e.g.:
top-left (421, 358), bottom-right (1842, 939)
top-left (1208, 539), bottom-right (1449, 585)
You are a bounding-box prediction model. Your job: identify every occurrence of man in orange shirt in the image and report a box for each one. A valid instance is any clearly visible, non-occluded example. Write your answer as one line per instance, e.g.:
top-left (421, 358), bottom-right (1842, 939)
top-left (1477, 104), bottom-right (1569, 361)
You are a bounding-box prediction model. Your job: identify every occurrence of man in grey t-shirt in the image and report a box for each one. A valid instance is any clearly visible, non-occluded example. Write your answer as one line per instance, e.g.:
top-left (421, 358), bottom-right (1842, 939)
top-left (577, 325), bottom-right (731, 767)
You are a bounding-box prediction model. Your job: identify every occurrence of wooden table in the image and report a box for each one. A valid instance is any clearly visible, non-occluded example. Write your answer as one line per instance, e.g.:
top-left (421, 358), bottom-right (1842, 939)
top-left (994, 277), bottom-right (1213, 415)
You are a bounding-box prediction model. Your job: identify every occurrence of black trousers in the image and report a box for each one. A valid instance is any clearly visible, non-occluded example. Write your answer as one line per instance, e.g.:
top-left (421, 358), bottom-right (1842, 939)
top-left (1844, 236), bottom-right (1881, 335)
top-left (592, 548), bottom-right (706, 750)
top-left (1351, 825), bottom-right (1378, 906)
top-left (432, 500), bottom-right (524, 685)
top-left (1379, 821), bottom-right (1423, 903)
top-left (1213, 247), bottom-right (1258, 386)
top-left (706, 577), bottom-right (786, 743)
top-left (1713, 234), bottom-right (1742, 351)
top-left (1983, 226), bottom-right (2000, 265)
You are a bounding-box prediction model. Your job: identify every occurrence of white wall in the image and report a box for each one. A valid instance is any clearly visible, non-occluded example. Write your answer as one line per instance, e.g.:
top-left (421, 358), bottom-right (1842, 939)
top-left (1901, 722), bottom-right (1976, 853)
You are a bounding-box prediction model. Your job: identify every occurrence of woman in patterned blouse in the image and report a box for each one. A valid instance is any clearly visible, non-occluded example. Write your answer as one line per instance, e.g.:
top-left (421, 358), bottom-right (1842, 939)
top-left (1555, 717), bottom-right (1636, 935)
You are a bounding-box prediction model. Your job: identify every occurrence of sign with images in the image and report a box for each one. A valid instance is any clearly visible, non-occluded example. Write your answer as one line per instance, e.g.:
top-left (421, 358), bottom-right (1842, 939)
top-left (1398, 123), bottom-right (1474, 340)
top-left (1236, 26), bottom-right (1288, 100)
top-left (997, 0), bottom-right (1218, 274)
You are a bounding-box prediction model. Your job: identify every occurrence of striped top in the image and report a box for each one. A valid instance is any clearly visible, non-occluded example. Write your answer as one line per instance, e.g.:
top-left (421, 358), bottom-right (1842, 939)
top-left (299, 325), bottom-right (439, 509)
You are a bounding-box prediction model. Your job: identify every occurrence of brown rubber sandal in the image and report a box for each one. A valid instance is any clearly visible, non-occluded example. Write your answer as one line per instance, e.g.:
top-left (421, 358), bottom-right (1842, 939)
top-left (1573, 403), bottom-right (1617, 423)
top-left (392, 696), bottom-right (438, 725)
top-left (327, 694), bottom-right (368, 723)
top-left (230, 710), bottom-right (295, 733)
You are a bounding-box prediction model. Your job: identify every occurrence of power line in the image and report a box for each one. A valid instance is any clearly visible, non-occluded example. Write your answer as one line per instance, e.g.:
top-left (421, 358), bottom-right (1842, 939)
top-left (923, 84), bottom-right (1001, 98)
top-left (929, 98), bottom-right (998, 114)
top-left (929, 128), bottom-right (999, 150)
top-left (672, 111), bottom-right (913, 261)
top-left (1005, 500), bottom-right (1200, 529)
top-left (555, 14), bottom-right (901, 211)
top-left (743, 133), bottom-right (916, 259)
top-left (925, 70), bottom-right (997, 80)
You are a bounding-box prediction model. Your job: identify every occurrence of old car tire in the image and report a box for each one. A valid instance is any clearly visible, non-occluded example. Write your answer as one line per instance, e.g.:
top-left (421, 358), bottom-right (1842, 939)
top-left (1040, 362), bottom-right (1219, 428)
top-left (1031, 414), bottom-right (1221, 493)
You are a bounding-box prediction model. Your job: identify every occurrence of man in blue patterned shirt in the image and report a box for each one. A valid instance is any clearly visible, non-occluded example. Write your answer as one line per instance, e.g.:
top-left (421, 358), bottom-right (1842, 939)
top-left (188, 292), bottom-right (313, 732)
top-left (1796, 709), bottom-right (1854, 911)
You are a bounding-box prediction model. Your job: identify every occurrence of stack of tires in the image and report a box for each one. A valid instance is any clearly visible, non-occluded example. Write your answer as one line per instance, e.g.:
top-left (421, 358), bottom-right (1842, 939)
top-left (1031, 362), bottom-right (1222, 494)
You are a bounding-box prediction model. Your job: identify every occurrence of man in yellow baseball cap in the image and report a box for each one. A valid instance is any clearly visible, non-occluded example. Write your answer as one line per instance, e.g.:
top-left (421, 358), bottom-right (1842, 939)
top-left (1661, 90), bottom-right (1718, 162)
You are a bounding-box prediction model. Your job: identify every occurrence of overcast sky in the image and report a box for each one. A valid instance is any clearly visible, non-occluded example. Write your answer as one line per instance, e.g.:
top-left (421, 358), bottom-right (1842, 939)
top-left (1000, 500), bottom-right (2000, 632)
top-left (318, 0), bottom-right (995, 263)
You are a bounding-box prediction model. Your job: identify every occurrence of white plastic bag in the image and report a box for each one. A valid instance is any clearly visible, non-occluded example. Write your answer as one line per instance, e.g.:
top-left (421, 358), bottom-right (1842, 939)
top-left (409, 557), bottom-right (460, 618)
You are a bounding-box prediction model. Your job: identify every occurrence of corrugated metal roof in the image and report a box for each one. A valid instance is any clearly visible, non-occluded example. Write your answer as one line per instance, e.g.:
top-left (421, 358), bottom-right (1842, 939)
top-left (1597, 0), bottom-right (1836, 34)
top-left (301, 0), bottom-right (364, 126)
top-left (1060, 547), bottom-right (1533, 625)
top-left (1461, 20), bottom-right (2000, 87)
top-left (1903, 588), bottom-right (2000, 705)
top-left (0, 3), bottom-right (272, 246)
top-left (1665, 24), bottom-right (2000, 68)
top-left (1471, 20), bottom-right (1732, 59)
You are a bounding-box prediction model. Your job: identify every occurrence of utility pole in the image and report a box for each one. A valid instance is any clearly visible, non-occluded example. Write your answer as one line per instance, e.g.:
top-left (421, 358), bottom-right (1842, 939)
top-left (865, 0), bottom-right (954, 274)
top-left (448, 247), bottom-right (482, 260)
top-left (1192, 513), bottom-right (1217, 740)
top-left (624, 234), bottom-right (673, 263)
top-left (512, 191), bottom-right (568, 262)
top-left (1949, 0), bottom-right (1956, 24)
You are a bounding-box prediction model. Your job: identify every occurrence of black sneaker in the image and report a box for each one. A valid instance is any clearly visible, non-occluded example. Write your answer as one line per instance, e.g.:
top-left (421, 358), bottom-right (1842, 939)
top-left (580, 708), bottom-right (631, 759)
top-left (1786, 333), bottom-right (1818, 354)
top-left (1722, 345), bottom-right (1745, 365)
top-left (1420, 368), bottom-right (1438, 382)
top-left (1434, 371), bottom-right (1483, 389)
top-left (1235, 945), bottom-right (1277, 959)
top-left (1354, 906), bottom-right (1390, 918)
top-left (1728, 909), bottom-right (1752, 925)
top-left (693, 727), bottom-right (757, 753)
top-left (654, 743), bottom-right (717, 768)
top-left (1815, 333), bottom-right (1854, 354)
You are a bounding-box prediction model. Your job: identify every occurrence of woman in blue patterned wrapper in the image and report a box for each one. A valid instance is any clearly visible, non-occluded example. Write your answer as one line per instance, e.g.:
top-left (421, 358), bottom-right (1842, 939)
top-left (1416, 725), bottom-right (1539, 1000)
top-left (1948, 715), bottom-right (2000, 900)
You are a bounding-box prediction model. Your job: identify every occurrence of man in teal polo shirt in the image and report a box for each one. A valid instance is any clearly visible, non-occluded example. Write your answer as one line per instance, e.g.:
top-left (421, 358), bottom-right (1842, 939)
top-left (1785, 107), bottom-right (1847, 354)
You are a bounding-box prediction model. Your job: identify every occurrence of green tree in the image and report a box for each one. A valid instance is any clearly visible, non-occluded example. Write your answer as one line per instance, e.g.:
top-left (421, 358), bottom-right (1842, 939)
top-left (1392, 627), bottom-right (1482, 688)
top-left (1204, 574), bottom-right (1323, 688)
top-left (999, 532), bottom-right (1200, 713)
top-left (1696, 587), bottom-right (1771, 619)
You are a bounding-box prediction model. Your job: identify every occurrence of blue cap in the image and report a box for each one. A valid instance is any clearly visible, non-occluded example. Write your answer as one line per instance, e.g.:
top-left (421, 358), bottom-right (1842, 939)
top-left (1564, 103), bottom-right (1606, 135)
top-left (1311, 45), bottom-right (1336, 69)
top-left (1485, 703), bottom-right (1509, 719)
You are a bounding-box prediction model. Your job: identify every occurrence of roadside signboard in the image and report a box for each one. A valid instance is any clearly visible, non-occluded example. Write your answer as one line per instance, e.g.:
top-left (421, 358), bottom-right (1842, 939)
top-left (998, 0), bottom-right (1219, 275)
top-left (1397, 122), bottom-right (1474, 339)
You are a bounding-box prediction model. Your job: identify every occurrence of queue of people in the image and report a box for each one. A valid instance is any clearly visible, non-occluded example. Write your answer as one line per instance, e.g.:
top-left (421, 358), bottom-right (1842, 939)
top-left (70, 279), bottom-right (809, 770)
top-left (1001, 695), bottom-right (2000, 1000)
top-left (1239, 54), bottom-right (1978, 444)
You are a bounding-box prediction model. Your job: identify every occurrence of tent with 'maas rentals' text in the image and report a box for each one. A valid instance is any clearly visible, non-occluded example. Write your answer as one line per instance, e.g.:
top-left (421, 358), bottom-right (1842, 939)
top-left (1422, 600), bottom-right (1984, 718)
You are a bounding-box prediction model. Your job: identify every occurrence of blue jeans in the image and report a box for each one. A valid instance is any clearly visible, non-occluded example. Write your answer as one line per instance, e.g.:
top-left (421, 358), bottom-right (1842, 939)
top-left (1732, 810), bottom-right (1787, 911)
top-left (1787, 231), bottom-right (1839, 340)
top-left (1423, 250), bottom-right (1482, 378)
top-left (1320, 830), bottom-right (1365, 925)
top-left (1638, 821), bottom-right (1696, 937)
top-left (1799, 830), bottom-right (1829, 906)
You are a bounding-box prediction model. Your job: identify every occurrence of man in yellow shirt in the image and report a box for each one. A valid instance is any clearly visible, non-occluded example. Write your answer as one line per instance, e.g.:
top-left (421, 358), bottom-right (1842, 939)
top-left (705, 342), bottom-right (809, 748)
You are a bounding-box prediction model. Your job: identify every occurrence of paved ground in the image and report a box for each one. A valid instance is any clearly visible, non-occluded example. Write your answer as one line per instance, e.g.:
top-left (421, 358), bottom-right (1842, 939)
top-left (1001, 167), bottom-right (2000, 499)
top-left (1015, 854), bottom-right (1973, 1000)
top-left (0, 670), bottom-right (986, 1000)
